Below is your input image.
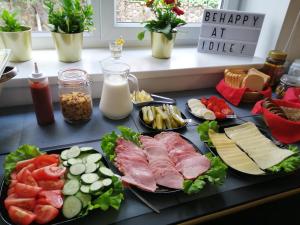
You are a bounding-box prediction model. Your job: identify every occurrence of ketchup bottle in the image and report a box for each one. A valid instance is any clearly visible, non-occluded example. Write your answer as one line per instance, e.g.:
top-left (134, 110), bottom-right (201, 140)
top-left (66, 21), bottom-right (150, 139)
top-left (28, 63), bottom-right (55, 125)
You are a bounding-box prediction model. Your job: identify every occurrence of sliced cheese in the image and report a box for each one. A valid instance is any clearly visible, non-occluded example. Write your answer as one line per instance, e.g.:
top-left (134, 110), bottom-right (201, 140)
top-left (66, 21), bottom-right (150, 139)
top-left (209, 130), bottom-right (265, 175)
top-left (248, 68), bottom-right (270, 84)
top-left (241, 74), bottom-right (265, 91)
top-left (224, 122), bottom-right (295, 169)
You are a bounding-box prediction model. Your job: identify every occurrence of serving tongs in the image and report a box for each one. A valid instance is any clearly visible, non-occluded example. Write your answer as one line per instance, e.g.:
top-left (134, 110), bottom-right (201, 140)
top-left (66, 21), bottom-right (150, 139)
top-left (133, 94), bottom-right (176, 107)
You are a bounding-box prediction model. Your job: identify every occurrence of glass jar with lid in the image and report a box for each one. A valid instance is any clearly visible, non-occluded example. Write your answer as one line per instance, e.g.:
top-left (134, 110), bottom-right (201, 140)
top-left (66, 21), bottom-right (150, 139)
top-left (58, 68), bottom-right (93, 123)
top-left (261, 50), bottom-right (287, 87)
top-left (275, 74), bottom-right (300, 98)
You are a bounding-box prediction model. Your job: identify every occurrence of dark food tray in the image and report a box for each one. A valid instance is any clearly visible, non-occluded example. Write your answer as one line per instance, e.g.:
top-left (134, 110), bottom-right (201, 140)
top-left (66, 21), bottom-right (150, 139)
top-left (0, 146), bottom-right (109, 225)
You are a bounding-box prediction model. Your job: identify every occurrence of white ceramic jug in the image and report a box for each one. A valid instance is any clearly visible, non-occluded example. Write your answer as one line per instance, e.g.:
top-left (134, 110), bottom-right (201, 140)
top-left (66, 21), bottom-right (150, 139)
top-left (99, 60), bottom-right (138, 120)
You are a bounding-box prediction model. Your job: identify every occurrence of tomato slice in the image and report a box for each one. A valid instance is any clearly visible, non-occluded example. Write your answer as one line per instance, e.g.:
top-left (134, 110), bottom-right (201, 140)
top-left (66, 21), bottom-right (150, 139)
top-left (33, 165), bottom-right (66, 181)
top-left (15, 183), bottom-right (42, 198)
top-left (17, 169), bottom-right (38, 187)
top-left (8, 206), bottom-right (36, 225)
top-left (37, 179), bottom-right (64, 190)
top-left (15, 158), bottom-right (35, 172)
top-left (34, 155), bottom-right (59, 169)
top-left (38, 190), bottom-right (63, 208)
top-left (34, 204), bottom-right (59, 224)
top-left (5, 198), bottom-right (36, 211)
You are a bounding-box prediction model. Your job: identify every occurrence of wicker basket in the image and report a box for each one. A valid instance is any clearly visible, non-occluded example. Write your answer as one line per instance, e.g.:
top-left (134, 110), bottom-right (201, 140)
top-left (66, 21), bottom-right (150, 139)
top-left (241, 91), bottom-right (264, 103)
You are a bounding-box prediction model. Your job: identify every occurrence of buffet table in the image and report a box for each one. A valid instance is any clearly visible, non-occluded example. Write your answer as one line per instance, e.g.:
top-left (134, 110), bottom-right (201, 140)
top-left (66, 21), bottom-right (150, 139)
top-left (1, 88), bottom-right (300, 225)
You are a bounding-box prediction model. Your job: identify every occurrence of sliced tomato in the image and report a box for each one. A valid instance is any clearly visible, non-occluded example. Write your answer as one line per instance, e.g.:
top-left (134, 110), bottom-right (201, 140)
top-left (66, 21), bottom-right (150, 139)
top-left (17, 169), bottom-right (38, 187)
top-left (34, 155), bottom-right (59, 169)
top-left (8, 206), bottom-right (36, 225)
top-left (215, 111), bottom-right (226, 120)
top-left (37, 179), bottom-right (64, 190)
top-left (221, 107), bottom-right (234, 115)
top-left (15, 158), bottom-right (35, 172)
top-left (32, 165), bottom-right (66, 181)
top-left (5, 198), bottom-right (36, 210)
top-left (34, 204), bottom-right (59, 224)
top-left (15, 183), bottom-right (42, 198)
top-left (38, 190), bottom-right (63, 208)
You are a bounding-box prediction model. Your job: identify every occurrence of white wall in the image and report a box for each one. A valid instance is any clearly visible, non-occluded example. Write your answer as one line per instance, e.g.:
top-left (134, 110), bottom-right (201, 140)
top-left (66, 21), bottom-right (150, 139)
top-left (239, 0), bottom-right (290, 58)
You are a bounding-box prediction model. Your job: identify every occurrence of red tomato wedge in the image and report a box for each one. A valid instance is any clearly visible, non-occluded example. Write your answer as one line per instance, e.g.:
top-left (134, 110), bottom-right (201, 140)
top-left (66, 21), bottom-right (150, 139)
top-left (38, 190), bottom-right (63, 208)
top-left (15, 183), bottom-right (42, 198)
top-left (5, 198), bottom-right (36, 211)
top-left (34, 205), bottom-right (59, 224)
top-left (37, 179), bottom-right (64, 190)
top-left (17, 169), bottom-right (38, 187)
top-left (15, 158), bottom-right (35, 172)
top-left (8, 206), bottom-right (36, 225)
top-left (34, 154), bottom-right (59, 169)
top-left (32, 165), bottom-right (66, 181)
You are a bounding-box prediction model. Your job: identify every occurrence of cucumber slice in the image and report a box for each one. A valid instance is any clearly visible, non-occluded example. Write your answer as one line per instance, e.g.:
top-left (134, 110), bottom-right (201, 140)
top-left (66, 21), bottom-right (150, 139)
top-left (80, 185), bottom-right (90, 194)
top-left (90, 181), bottom-right (103, 192)
top-left (62, 196), bottom-right (82, 219)
top-left (63, 179), bottom-right (80, 195)
top-left (102, 178), bottom-right (112, 186)
top-left (68, 158), bottom-right (83, 165)
top-left (81, 173), bottom-right (99, 184)
top-left (63, 161), bottom-right (69, 167)
top-left (85, 163), bottom-right (97, 173)
top-left (61, 150), bottom-right (69, 160)
top-left (75, 191), bottom-right (91, 208)
top-left (70, 163), bottom-right (86, 176)
top-left (67, 146), bottom-right (81, 158)
top-left (99, 167), bottom-right (114, 177)
top-left (86, 153), bottom-right (102, 163)
top-left (67, 173), bottom-right (80, 180)
top-left (80, 147), bottom-right (94, 152)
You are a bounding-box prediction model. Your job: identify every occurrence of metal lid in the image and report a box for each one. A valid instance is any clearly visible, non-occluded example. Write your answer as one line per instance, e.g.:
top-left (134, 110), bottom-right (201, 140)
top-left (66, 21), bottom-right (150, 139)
top-left (58, 68), bottom-right (88, 86)
top-left (280, 74), bottom-right (300, 87)
top-left (268, 50), bottom-right (287, 61)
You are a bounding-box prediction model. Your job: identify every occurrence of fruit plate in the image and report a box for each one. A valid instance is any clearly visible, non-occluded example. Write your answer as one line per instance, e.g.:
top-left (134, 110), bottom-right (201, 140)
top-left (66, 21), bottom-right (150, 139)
top-left (109, 131), bottom-right (207, 194)
top-left (0, 147), bottom-right (109, 225)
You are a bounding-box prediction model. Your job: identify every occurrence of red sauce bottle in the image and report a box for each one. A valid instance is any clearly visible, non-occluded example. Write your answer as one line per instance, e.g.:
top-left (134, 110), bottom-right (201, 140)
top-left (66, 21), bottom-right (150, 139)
top-left (28, 63), bottom-right (55, 125)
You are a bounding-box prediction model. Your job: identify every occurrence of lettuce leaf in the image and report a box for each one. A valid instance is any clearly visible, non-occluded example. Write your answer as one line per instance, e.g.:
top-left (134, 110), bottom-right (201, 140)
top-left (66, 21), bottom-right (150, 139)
top-left (196, 121), bottom-right (219, 147)
top-left (4, 144), bottom-right (43, 183)
top-left (117, 126), bottom-right (141, 146)
top-left (267, 145), bottom-right (300, 173)
top-left (183, 153), bottom-right (227, 195)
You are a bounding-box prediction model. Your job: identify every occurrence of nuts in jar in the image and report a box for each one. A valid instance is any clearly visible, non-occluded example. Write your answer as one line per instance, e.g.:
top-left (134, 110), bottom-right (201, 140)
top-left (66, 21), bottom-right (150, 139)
top-left (60, 91), bottom-right (92, 122)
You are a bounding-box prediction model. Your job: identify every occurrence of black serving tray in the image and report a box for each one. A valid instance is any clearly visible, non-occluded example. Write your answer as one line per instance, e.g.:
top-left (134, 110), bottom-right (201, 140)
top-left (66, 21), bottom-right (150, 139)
top-left (0, 146), bottom-right (109, 225)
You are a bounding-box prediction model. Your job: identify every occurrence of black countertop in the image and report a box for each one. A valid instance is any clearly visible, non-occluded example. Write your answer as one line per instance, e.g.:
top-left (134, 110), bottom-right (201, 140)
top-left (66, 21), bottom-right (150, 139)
top-left (0, 88), bottom-right (299, 225)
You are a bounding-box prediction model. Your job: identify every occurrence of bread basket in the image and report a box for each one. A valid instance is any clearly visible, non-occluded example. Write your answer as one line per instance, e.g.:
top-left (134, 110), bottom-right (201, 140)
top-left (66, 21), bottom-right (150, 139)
top-left (241, 91), bottom-right (264, 103)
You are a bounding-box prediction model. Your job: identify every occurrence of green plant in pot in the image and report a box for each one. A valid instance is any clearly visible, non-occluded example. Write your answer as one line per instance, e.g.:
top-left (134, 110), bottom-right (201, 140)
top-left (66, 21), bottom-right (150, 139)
top-left (44, 0), bottom-right (94, 62)
top-left (0, 10), bottom-right (32, 62)
top-left (137, 0), bottom-right (186, 59)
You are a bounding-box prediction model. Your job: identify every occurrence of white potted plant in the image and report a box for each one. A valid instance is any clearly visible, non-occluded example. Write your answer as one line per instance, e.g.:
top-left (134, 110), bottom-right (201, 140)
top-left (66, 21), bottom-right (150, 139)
top-left (44, 0), bottom-right (94, 62)
top-left (137, 0), bottom-right (186, 59)
top-left (0, 10), bottom-right (32, 62)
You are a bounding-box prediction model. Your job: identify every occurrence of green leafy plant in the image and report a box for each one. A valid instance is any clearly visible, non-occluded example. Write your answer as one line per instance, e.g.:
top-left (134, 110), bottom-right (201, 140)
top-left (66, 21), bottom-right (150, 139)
top-left (197, 121), bottom-right (219, 147)
top-left (4, 145), bottom-right (43, 183)
top-left (183, 153), bottom-right (227, 194)
top-left (0, 9), bottom-right (24, 32)
top-left (44, 0), bottom-right (94, 33)
top-left (137, 0), bottom-right (186, 40)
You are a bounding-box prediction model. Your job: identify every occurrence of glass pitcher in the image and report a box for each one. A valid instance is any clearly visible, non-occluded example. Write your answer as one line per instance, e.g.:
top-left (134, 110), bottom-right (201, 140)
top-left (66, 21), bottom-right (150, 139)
top-left (99, 60), bottom-right (138, 120)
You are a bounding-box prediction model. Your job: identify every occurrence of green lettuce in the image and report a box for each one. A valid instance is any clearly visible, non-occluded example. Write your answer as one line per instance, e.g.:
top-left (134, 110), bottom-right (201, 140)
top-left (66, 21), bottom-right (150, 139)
top-left (196, 121), bottom-right (219, 147)
top-left (4, 144), bottom-right (43, 183)
top-left (183, 153), bottom-right (227, 195)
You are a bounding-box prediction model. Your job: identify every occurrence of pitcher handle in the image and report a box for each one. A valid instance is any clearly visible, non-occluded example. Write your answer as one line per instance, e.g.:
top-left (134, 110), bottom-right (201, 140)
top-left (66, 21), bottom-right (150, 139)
top-left (128, 74), bottom-right (140, 93)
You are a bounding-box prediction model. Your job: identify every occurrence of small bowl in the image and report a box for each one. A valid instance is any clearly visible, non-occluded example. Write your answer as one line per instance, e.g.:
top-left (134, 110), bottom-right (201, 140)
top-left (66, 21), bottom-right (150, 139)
top-left (0, 66), bottom-right (17, 96)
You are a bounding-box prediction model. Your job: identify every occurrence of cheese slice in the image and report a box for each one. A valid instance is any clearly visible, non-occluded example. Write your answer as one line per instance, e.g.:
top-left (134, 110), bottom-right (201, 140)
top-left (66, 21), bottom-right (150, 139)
top-left (248, 68), bottom-right (270, 84)
top-left (241, 74), bottom-right (265, 91)
top-left (209, 130), bottom-right (265, 175)
top-left (224, 122), bottom-right (295, 169)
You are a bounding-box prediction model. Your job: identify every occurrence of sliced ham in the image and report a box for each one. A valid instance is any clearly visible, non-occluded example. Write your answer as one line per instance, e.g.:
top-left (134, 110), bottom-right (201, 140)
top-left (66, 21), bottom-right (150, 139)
top-left (155, 132), bottom-right (211, 179)
top-left (115, 138), bottom-right (157, 192)
top-left (140, 136), bottom-right (184, 190)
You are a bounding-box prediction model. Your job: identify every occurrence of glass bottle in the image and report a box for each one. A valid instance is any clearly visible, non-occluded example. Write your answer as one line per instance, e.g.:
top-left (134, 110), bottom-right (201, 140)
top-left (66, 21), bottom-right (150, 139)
top-left (261, 50), bottom-right (287, 87)
top-left (28, 63), bottom-right (55, 126)
top-left (58, 68), bottom-right (93, 123)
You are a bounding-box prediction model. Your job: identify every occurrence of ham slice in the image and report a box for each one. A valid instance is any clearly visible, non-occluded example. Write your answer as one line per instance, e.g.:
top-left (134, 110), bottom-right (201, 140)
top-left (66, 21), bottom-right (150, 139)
top-left (140, 136), bottom-right (184, 189)
top-left (115, 138), bottom-right (157, 192)
top-left (155, 132), bottom-right (210, 179)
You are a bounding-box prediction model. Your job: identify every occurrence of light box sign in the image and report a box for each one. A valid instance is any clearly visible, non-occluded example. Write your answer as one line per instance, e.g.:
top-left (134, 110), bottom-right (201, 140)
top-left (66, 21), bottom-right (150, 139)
top-left (197, 9), bottom-right (265, 57)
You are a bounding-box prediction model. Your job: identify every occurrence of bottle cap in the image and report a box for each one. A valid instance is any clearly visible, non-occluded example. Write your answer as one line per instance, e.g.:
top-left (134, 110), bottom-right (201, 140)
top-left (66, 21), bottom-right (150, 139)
top-left (268, 50), bottom-right (287, 61)
top-left (28, 62), bottom-right (46, 82)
